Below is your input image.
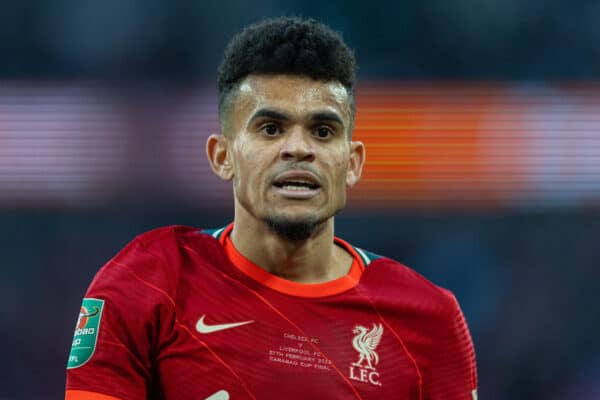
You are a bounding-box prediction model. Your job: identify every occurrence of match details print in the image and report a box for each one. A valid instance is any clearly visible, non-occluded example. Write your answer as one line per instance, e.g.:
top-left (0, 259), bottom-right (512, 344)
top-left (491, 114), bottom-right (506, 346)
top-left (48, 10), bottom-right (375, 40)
top-left (267, 332), bottom-right (332, 371)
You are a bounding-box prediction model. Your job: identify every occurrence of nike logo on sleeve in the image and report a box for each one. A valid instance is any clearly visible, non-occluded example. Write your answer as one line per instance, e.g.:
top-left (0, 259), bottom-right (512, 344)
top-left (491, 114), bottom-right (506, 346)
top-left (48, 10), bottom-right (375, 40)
top-left (195, 315), bottom-right (254, 334)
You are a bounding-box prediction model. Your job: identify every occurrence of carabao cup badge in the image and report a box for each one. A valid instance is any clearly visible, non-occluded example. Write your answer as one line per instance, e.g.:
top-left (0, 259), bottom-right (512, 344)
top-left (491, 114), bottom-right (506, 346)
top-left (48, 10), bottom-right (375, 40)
top-left (67, 298), bottom-right (104, 369)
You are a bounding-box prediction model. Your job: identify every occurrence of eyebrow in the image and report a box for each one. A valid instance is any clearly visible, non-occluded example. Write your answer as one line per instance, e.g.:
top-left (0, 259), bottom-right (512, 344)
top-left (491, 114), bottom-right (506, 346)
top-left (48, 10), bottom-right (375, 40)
top-left (248, 109), bottom-right (291, 125)
top-left (248, 108), bottom-right (345, 127)
top-left (309, 111), bottom-right (344, 127)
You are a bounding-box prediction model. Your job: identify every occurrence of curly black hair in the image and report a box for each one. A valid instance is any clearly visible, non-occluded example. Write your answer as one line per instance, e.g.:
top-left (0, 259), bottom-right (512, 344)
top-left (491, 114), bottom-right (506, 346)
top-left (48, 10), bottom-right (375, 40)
top-left (218, 17), bottom-right (356, 126)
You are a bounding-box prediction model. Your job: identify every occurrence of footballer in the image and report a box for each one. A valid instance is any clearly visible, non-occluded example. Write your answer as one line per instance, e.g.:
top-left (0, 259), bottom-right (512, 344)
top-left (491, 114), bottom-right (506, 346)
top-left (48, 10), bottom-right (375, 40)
top-left (65, 17), bottom-right (478, 400)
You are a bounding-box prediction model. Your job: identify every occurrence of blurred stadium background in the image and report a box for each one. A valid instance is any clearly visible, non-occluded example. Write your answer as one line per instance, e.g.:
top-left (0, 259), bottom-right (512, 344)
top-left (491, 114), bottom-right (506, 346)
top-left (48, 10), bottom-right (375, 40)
top-left (1, 1), bottom-right (599, 399)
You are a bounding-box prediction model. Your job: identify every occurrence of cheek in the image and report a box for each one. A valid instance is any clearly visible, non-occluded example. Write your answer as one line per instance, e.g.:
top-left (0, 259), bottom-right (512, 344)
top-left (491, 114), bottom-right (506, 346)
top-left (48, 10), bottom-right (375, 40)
top-left (234, 155), bottom-right (257, 184)
top-left (232, 150), bottom-right (267, 194)
top-left (328, 153), bottom-right (351, 190)
top-left (232, 139), bottom-right (255, 177)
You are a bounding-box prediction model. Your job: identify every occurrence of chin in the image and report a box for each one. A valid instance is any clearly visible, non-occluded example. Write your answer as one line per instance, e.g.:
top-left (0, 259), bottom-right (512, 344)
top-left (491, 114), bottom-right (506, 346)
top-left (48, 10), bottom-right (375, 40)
top-left (262, 214), bottom-right (326, 242)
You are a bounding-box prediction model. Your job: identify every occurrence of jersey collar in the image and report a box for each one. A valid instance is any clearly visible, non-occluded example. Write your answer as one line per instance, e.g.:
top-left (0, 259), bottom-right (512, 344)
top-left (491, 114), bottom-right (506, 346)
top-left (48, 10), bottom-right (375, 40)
top-left (214, 223), bottom-right (365, 298)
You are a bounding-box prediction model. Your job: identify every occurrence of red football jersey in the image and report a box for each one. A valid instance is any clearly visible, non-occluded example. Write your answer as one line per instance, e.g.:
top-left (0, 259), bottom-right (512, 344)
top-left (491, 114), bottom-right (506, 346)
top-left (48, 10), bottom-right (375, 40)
top-left (65, 224), bottom-right (477, 400)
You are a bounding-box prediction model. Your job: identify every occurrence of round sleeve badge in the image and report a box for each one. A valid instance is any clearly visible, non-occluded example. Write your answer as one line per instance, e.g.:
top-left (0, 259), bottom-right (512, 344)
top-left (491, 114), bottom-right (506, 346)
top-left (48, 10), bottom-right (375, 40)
top-left (67, 298), bottom-right (104, 369)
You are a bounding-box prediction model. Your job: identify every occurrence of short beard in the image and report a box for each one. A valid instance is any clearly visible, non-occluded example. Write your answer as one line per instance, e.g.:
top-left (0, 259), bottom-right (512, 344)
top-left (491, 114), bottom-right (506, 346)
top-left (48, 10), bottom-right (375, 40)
top-left (264, 217), bottom-right (323, 242)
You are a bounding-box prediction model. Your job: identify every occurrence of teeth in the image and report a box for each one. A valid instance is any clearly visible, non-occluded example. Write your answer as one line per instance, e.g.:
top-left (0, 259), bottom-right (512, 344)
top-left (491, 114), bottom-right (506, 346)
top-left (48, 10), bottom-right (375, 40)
top-left (282, 184), bottom-right (314, 191)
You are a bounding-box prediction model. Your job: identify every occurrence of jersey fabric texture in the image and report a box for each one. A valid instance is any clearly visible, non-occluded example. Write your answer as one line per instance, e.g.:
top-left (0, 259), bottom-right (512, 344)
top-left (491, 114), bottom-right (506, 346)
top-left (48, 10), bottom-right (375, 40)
top-left (65, 224), bottom-right (477, 400)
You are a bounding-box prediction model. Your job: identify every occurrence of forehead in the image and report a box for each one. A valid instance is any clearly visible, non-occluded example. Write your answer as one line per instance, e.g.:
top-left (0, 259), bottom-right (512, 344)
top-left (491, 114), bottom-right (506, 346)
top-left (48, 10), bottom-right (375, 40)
top-left (231, 74), bottom-right (352, 123)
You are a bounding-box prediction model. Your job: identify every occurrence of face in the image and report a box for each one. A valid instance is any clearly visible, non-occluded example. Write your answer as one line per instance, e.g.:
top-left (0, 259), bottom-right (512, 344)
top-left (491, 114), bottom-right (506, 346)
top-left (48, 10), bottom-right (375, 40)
top-left (208, 74), bottom-right (365, 235)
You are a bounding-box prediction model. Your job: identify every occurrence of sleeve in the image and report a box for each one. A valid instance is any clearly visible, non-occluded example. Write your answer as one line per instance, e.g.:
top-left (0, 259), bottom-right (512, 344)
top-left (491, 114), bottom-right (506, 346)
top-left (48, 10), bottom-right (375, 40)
top-left (423, 295), bottom-right (478, 400)
top-left (65, 238), bottom-right (176, 400)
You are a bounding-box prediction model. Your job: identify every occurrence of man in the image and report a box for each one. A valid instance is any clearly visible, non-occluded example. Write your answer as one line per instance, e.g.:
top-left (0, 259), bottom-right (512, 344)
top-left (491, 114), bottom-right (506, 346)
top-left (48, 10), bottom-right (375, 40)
top-left (65, 17), bottom-right (478, 400)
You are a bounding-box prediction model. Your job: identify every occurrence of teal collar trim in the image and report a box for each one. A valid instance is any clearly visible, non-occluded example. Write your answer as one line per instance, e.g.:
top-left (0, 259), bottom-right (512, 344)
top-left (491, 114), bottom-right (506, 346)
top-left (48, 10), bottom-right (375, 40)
top-left (352, 246), bottom-right (382, 267)
top-left (201, 226), bottom-right (227, 239)
top-left (203, 225), bottom-right (382, 267)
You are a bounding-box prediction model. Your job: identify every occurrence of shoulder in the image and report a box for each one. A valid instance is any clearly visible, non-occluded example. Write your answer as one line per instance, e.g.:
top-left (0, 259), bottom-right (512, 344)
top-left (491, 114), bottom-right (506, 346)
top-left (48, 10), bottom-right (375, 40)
top-left (357, 247), bottom-right (460, 315)
top-left (117, 224), bottom-right (227, 261)
top-left (132, 225), bottom-right (218, 250)
top-left (87, 225), bottom-right (224, 298)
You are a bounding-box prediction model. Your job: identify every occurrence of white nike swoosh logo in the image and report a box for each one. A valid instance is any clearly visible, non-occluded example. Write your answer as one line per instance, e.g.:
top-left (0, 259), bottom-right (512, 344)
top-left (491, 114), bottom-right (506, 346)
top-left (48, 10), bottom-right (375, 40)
top-left (196, 314), bottom-right (254, 334)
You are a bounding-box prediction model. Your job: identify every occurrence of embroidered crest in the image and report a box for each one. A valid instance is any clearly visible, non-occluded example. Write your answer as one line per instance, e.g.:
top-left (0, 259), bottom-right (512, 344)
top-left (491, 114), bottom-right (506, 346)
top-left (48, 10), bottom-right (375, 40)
top-left (349, 323), bottom-right (384, 387)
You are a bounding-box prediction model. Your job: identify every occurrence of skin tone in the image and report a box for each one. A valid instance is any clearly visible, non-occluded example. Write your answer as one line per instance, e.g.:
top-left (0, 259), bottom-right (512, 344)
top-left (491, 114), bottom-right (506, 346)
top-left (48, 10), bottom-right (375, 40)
top-left (207, 74), bottom-right (365, 284)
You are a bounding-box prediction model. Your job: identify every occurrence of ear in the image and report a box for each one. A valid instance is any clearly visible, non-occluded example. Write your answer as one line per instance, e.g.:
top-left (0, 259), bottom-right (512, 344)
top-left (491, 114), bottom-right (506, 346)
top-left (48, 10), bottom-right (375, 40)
top-left (206, 134), bottom-right (234, 181)
top-left (346, 140), bottom-right (366, 187)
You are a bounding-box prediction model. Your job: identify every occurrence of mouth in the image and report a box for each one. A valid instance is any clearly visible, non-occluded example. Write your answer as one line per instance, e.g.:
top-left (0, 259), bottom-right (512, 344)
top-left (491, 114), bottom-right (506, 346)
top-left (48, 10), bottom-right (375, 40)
top-left (272, 171), bottom-right (322, 199)
top-left (273, 181), bottom-right (320, 191)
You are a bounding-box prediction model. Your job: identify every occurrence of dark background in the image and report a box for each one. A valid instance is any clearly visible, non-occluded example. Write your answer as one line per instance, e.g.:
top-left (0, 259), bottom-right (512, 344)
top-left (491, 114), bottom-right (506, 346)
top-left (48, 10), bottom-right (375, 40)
top-left (1, 1), bottom-right (599, 399)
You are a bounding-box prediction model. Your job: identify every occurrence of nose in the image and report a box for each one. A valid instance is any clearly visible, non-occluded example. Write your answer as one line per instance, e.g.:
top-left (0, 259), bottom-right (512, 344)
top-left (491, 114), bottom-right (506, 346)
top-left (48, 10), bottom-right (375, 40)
top-left (279, 127), bottom-right (315, 162)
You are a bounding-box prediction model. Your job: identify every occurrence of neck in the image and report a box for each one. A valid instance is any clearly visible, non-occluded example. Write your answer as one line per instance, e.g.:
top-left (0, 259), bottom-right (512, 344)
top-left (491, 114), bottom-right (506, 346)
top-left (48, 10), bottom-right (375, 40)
top-left (230, 202), bottom-right (352, 283)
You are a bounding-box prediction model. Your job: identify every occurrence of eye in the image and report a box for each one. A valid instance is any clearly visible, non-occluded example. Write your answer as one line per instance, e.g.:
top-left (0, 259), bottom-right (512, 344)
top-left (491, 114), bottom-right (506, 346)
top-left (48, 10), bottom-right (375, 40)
top-left (314, 126), bottom-right (334, 139)
top-left (260, 123), bottom-right (281, 136)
